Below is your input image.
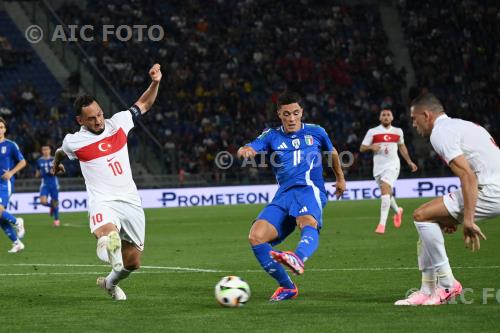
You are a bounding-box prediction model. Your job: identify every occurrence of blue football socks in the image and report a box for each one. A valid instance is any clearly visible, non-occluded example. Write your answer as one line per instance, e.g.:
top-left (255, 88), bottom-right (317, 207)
top-left (252, 243), bottom-right (294, 289)
top-left (1, 210), bottom-right (17, 224)
top-left (295, 226), bottom-right (319, 262)
top-left (0, 221), bottom-right (17, 242)
top-left (53, 202), bottom-right (60, 220)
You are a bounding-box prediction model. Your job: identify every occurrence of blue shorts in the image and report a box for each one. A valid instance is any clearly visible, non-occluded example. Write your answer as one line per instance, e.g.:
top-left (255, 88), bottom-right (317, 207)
top-left (0, 189), bottom-right (10, 208)
top-left (256, 185), bottom-right (327, 246)
top-left (40, 184), bottom-right (59, 201)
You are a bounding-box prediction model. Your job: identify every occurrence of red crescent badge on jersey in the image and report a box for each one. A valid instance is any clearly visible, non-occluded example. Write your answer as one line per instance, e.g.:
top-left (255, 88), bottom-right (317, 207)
top-left (373, 133), bottom-right (400, 143)
top-left (75, 128), bottom-right (127, 162)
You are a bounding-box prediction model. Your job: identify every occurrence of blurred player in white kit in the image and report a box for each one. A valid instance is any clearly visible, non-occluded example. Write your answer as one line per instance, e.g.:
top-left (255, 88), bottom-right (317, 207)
top-left (360, 109), bottom-right (418, 234)
top-left (52, 64), bottom-right (162, 300)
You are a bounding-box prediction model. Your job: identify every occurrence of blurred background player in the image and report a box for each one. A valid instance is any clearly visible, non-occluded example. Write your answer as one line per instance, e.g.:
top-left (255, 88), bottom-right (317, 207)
top-left (0, 117), bottom-right (27, 253)
top-left (52, 64), bottom-right (162, 300)
top-left (395, 93), bottom-right (500, 306)
top-left (238, 91), bottom-right (346, 301)
top-left (35, 145), bottom-right (60, 227)
top-left (360, 109), bottom-right (418, 234)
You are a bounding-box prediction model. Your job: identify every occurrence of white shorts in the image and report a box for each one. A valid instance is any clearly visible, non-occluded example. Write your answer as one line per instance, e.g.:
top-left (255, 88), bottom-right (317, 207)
top-left (89, 201), bottom-right (145, 251)
top-left (374, 167), bottom-right (400, 188)
top-left (443, 185), bottom-right (500, 223)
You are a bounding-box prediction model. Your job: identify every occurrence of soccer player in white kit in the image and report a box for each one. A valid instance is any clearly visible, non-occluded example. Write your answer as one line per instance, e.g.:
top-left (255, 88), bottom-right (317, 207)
top-left (395, 93), bottom-right (500, 306)
top-left (360, 109), bottom-right (418, 234)
top-left (52, 64), bottom-right (162, 300)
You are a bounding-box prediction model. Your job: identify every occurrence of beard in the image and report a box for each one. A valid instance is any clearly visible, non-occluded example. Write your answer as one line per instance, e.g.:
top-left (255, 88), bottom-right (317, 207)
top-left (88, 127), bottom-right (105, 135)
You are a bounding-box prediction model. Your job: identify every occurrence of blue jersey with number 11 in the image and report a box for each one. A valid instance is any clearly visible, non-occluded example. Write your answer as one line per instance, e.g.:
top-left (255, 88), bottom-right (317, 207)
top-left (247, 123), bottom-right (334, 194)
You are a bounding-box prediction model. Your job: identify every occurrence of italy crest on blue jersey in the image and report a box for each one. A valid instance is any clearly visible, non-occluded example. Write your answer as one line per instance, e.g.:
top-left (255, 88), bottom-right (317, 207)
top-left (247, 123), bottom-right (334, 195)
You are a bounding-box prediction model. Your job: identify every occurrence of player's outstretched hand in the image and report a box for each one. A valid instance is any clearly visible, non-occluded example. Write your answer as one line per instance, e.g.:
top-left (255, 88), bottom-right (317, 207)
top-left (1, 169), bottom-right (13, 180)
top-left (237, 146), bottom-right (257, 159)
top-left (371, 144), bottom-right (381, 152)
top-left (149, 63), bottom-right (162, 82)
top-left (463, 222), bottom-right (486, 252)
top-left (333, 178), bottom-right (346, 199)
top-left (441, 223), bottom-right (457, 234)
top-left (408, 161), bottom-right (418, 172)
top-left (51, 164), bottom-right (65, 176)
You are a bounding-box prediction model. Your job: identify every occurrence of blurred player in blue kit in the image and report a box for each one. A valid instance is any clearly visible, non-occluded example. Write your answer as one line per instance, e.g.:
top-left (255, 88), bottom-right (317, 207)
top-left (36, 145), bottom-right (61, 227)
top-left (238, 91), bottom-right (346, 301)
top-left (0, 117), bottom-right (27, 252)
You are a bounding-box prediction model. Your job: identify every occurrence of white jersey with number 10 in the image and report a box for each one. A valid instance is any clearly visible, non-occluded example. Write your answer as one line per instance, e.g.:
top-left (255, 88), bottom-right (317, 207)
top-left (62, 111), bottom-right (141, 207)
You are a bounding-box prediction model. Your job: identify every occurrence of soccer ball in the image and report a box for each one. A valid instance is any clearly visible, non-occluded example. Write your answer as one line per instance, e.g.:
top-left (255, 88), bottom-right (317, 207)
top-left (215, 276), bottom-right (251, 307)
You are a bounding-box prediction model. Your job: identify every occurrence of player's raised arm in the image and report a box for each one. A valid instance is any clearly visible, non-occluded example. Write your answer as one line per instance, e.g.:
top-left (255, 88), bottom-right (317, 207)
top-left (134, 63), bottom-right (162, 114)
top-left (330, 149), bottom-right (346, 199)
top-left (51, 148), bottom-right (67, 175)
top-left (398, 144), bottom-right (418, 172)
top-left (449, 155), bottom-right (485, 251)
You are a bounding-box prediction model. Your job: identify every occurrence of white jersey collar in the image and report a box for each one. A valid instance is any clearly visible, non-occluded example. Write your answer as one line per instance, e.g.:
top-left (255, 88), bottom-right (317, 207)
top-left (435, 113), bottom-right (448, 124)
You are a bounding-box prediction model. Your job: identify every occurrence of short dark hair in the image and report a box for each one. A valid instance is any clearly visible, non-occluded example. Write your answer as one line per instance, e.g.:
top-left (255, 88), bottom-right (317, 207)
top-left (74, 95), bottom-right (96, 115)
top-left (276, 91), bottom-right (303, 110)
top-left (0, 117), bottom-right (6, 128)
top-left (411, 93), bottom-right (444, 114)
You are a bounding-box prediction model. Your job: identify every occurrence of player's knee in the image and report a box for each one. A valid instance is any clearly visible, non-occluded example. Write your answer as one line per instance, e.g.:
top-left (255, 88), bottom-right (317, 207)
top-left (124, 258), bottom-right (141, 271)
top-left (380, 184), bottom-right (391, 195)
top-left (93, 223), bottom-right (118, 239)
top-left (413, 207), bottom-right (426, 222)
top-left (125, 264), bottom-right (140, 271)
top-left (248, 231), bottom-right (266, 246)
top-left (40, 197), bottom-right (48, 205)
top-left (0, 205), bottom-right (4, 214)
top-left (52, 200), bottom-right (59, 207)
top-left (248, 226), bottom-right (270, 245)
top-left (249, 220), bottom-right (277, 245)
top-left (297, 216), bottom-right (318, 229)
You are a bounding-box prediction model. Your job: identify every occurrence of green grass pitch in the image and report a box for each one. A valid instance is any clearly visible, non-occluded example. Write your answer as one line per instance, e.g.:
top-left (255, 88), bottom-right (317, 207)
top-left (1, 198), bottom-right (499, 332)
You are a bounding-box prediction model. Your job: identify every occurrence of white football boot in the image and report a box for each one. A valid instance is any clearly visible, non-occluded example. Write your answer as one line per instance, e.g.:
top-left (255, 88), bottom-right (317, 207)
top-left (8, 240), bottom-right (25, 253)
top-left (96, 277), bottom-right (127, 300)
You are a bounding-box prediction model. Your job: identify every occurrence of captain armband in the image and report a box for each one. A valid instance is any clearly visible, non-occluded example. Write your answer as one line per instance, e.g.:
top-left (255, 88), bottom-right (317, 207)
top-left (128, 105), bottom-right (142, 118)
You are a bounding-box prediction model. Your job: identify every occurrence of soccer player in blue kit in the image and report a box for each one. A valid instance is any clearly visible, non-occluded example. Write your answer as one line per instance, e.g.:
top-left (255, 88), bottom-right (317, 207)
top-left (238, 92), bottom-right (346, 301)
top-left (0, 117), bottom-right (27, 253)
top-left (36, 145), bottom-right (61, 227)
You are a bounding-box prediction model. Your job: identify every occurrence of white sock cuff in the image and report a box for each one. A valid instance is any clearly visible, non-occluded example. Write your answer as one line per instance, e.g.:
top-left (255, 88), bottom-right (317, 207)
top-left (414, 221), bottom-right (439, 229)
top-left (390, 196), bottom-right (399, 212)
top-left (106, 268), bottom-right (132, 289)
top-left (381, 195), bottom-right (390, 207)
top-left (96, 236), bottom-right (110, 263)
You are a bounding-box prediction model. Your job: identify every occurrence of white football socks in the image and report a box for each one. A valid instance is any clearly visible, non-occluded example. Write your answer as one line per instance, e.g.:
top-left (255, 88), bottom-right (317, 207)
top-left (97, 234), bottom-right (131, 289)
top-left (414, 221), bottom-right (455, 289)
top-left (417, 238), bottom-right (436, 295)
top-left (106, 268), bottom-right (131, 289)
top-left (379, 194), bottom-right (391, 226)
top-left (390, 196), bottom-right (399, 213)
top-left (96, 236), bottom-right (110, 263)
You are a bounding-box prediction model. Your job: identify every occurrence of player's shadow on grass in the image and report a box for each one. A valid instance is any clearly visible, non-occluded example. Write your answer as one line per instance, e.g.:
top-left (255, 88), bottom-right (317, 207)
top-left (303, 290), bottom-right (397, 304)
